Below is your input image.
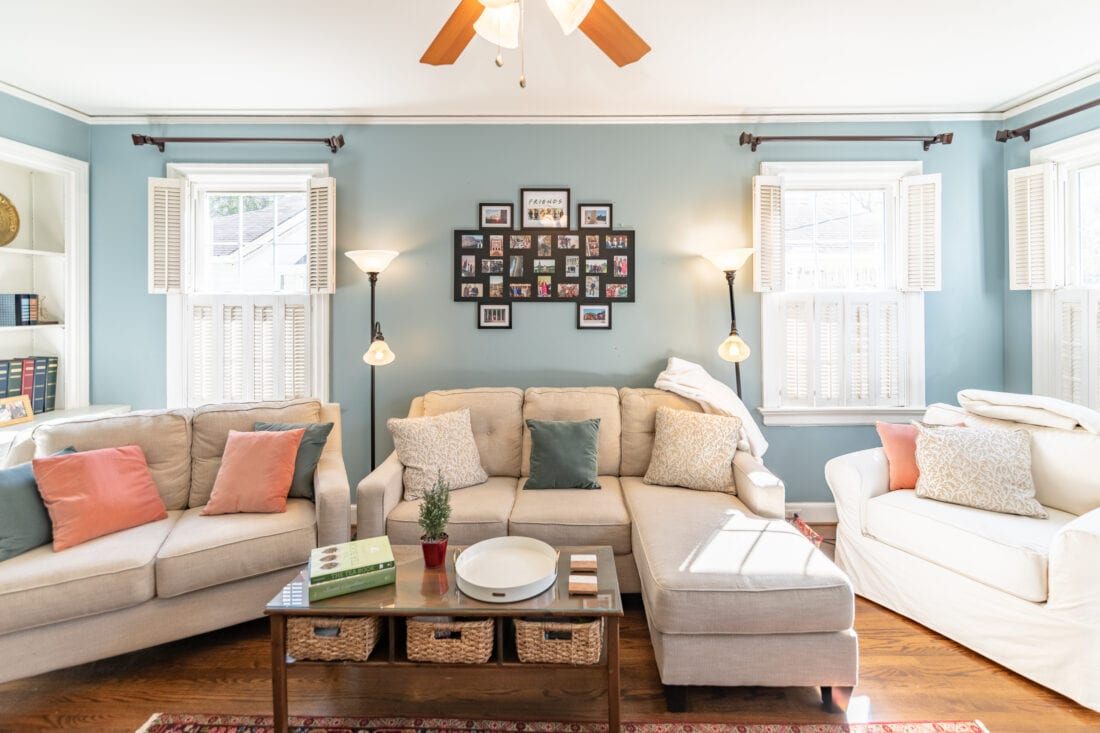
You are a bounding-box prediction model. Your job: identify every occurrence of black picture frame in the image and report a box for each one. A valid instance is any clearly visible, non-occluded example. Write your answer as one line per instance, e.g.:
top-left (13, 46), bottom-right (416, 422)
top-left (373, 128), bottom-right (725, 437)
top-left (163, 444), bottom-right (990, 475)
top-left (479, 202), bottom-right (513, 228)
top-left (578, 203), bottom-right (613, 229)
top-left (478, 302), bottom-right (512, 329)
top-left (520, 187), bottom-right (570, 229)
top-left (577, 302), bottom-right (612, 330)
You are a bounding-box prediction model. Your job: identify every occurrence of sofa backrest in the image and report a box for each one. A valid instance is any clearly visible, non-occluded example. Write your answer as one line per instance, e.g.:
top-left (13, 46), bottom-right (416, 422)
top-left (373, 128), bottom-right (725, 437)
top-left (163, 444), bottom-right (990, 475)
top-left (33, 409), bottom-right (194, 511)
top-left (412, 387), bottom-right (525, 477)
top-left (924, 402), bottom-right (1100, 516)
top-left (319, 403), bottom-right (342, 457)
top-left (521, 387), bottom-right (622, 476)
top-left (619, 387), bottom-right (705, 477)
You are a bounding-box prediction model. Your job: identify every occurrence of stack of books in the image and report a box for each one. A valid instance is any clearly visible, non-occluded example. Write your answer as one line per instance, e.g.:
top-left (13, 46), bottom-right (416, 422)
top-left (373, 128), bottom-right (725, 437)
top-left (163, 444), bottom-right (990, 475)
top-left (0, 356), bottom-right (58, 413)
top-left (308, 535), bottom-right (397, 602)
top-left (0, 293), bottom-right (39, 326)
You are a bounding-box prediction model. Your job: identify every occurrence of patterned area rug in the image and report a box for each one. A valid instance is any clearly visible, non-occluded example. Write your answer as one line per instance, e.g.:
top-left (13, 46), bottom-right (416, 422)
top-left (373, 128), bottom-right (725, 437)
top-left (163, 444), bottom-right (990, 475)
top-left (137, 713), bottom-right (989, 733)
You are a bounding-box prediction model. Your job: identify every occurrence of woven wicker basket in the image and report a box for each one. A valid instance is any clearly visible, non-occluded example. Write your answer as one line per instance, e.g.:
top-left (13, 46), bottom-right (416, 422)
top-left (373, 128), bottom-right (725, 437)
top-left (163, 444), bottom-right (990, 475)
top-left (515, 617), bottom-right (603, 665)
top-left (406, 617), bottom-right (494, 664)
top-left (287, 616), bottom-right (381, 661)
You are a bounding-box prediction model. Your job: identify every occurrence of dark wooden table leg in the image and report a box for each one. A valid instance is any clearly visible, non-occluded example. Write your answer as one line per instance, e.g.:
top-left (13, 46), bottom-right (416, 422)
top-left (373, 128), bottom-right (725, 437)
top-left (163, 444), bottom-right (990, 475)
top-left (607, 615), bottom-right (621, 732)
top-left (271, 615), bottom-right (289, 733)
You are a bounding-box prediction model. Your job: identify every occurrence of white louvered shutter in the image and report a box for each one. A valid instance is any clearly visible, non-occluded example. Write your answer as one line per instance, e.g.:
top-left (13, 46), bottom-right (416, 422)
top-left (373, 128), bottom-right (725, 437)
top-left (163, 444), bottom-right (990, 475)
top-left (283, 302), bottom-right (309, 399)
top-left (253, 304), bottom-right (276, 401)
top-left (845, 298), bottom-right (874, 405)
top-left (189, 304), bottom-right (215, 405)
top-left (1092, 293), bottom-right (1100, 410)
top-left (1054, 291), bottom-right (1087, 405)
top-left (899, 173), bottom-right (942, 291)
top-left (148, 178), bottom-right (185, 293)
top-left (877, 296), bottom-right (903, 405)
top-left (1008, 163), bottom-right (1059, 290)
top-left (781, 295), bottom-right (813, 406)
top-left (753, 176), bottom-right (785, 292)
top-left (815, 296), bottom-right (844, 406)
top-left (222, 303), bottom-right (245, 402)
top-left (308, 177), bottom-right (336, 294)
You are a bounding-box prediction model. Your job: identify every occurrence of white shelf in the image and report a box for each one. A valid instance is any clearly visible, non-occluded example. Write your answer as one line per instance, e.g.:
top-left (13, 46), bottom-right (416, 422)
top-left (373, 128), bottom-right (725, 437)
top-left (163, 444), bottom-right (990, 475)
top-left (0, 247), bottom-right (65, 258)
top-left (0, 404), bottom-right (130, 437)
top-left (0, 323), bottom-right (64, 332)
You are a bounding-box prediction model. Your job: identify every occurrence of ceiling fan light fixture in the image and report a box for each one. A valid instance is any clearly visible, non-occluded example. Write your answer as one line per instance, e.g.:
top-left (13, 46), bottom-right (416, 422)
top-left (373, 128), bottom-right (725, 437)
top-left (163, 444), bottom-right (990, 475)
top-left (545, 0), bottom-right (595, 34)
top-left (473, 2), bottom-right (520, 48)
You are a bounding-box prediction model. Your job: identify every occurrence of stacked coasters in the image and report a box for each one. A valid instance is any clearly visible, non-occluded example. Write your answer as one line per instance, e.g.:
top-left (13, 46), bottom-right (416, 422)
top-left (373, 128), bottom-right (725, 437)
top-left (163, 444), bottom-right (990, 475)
top-left (568, 553), bottom-right (598, 595)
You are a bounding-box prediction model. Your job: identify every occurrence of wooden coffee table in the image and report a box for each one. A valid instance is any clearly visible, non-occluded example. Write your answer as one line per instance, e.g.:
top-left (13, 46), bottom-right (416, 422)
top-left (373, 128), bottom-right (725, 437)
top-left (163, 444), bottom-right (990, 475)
top-left (265, 544), bottom-right (623, 733)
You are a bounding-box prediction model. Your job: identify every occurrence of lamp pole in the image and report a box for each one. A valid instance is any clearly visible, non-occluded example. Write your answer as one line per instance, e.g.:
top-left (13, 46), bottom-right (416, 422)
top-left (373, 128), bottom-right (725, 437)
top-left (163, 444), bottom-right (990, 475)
top-left (725, 270), bottom-right (742, 398)
top-left (369, 271), bottom-right (378, 471)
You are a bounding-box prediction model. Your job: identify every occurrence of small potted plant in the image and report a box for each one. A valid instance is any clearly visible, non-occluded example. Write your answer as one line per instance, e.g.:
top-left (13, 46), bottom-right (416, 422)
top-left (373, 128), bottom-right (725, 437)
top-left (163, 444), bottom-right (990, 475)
top-left (418, 474), bottom-right (452, 568)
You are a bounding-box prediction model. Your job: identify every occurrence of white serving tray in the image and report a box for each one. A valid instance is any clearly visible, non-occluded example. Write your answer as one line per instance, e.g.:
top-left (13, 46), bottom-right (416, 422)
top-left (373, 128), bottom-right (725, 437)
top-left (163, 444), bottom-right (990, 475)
top-left (455, 536), bottom-right (559, 603)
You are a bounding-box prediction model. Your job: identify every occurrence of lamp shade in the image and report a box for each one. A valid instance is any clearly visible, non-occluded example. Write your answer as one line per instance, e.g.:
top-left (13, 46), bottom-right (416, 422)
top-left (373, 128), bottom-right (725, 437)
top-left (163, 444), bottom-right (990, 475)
top-left (364, 338), bottom-right (396, 366)
top-left (474, 2), bottom-right (520, 47)
top-left (346, 250), bottom-right (399, 274)
top-left (545, 0), bottom-right (595, 34)
top-left (704, 248), bottom-right (755, 273)
top-left (718, 332), bottom-right (751, 363)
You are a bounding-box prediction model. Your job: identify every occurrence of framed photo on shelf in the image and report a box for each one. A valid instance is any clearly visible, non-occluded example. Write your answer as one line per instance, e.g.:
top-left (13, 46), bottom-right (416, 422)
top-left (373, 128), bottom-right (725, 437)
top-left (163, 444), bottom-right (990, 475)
top-left (0, 394), bottom-right (32, 426)
top-left (577, 303), bottom-right (612, 329)
top-left (578, 203), bottom-right (613, 229)
top-left (479, 203), bottom-right (514, 228)
top-left (521, 188), bottom-right (570, 228)
top-left (478, 302), bottom-right (512, 329)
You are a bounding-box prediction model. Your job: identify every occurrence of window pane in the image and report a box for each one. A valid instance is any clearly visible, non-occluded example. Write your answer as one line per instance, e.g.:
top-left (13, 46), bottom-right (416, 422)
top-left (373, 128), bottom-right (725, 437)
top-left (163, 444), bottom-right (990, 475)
top-left (815, 192), bottom-right (851, 242)
top-left (200, 192), bottom-right (309, 293)
top-left (783, 191), bottom-right (815, 244)
top-left (1077, 165), bottom-right (1100, 286)
top-left (782, 189), bottom-right (886, 291)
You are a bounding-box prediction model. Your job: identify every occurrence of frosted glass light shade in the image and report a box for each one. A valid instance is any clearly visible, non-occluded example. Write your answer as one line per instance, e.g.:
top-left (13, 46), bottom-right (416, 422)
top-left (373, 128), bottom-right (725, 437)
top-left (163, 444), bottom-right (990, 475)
top-left (545, 0), bottom-right (595, 34)
top-left (346, 250), bottom-right (399, 274)
top-left (704, 248), bottom-right (755, 273)
top-left (474, 2), bottom-right (520, 47)
top-left (718, 332), bottom-right (751, 363)
top-left (364, 338), bottom-right (396, 366)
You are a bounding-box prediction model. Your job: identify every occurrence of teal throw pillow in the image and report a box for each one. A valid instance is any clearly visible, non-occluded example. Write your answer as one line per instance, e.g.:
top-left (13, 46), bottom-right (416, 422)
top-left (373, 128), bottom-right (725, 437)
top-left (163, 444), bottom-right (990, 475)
top-left (524, 418), bottom-right (601, 490)
top-left (0, 446), bottom-right (76, 562)
top-left (254, 421), bottom-right (334, 500)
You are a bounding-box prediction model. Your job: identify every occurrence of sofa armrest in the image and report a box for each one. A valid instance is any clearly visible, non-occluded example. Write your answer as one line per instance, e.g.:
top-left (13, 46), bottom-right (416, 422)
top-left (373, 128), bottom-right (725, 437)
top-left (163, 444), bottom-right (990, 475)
top-left (733, 451), bottom-right (785, 518)
top-left (824, 448), bottom-right (889, 532)
top-left (1049, 507), bottom-right (1100, 613)
top-left (314, 452), bottom-right (351, 546)
top-left (356, 451), bottom-right (404, 540)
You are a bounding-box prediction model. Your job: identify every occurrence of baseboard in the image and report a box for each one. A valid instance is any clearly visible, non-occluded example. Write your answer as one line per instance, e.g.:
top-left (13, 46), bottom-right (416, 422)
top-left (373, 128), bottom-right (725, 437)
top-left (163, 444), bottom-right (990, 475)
top-left (785, 502), bottom-right (838, 524)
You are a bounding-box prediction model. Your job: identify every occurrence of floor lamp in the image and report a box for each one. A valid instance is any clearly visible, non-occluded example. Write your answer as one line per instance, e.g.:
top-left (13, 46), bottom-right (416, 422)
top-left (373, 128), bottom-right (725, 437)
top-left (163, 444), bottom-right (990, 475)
top-left (346, 250), bottom-right (399, 471)
top-left (704, 248), bottom-right (754, 398)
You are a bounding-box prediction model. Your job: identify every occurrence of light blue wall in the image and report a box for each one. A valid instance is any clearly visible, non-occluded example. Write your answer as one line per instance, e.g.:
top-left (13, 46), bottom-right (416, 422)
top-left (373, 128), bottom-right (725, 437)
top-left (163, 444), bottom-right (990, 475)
top-left (87, 119), bottom-right (1008, 500)
top-left (1002, 81), bottom-right (1100, 393)
top-left (0, 93), bottom-right (89, 162)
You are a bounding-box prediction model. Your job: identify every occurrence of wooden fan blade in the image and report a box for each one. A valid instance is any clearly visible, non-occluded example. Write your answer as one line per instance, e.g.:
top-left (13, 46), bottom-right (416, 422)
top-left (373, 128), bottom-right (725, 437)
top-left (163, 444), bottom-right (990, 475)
top-left (420, 0), bottom-right (484, 66)
top-left (578, 0), bottom-right (651, 68)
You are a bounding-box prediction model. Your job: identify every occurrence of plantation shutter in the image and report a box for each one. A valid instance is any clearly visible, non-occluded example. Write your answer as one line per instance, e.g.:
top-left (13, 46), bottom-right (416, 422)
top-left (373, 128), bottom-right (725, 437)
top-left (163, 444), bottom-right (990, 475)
top-left (815, 296), bottom-right (844, 406)
top-left (753, 176), bottom-right (785, 292)
top-left (1008, 163), bottom-right (1059, 290)
top-left (1054, 292), bottom-right (1087, 405)
top-left (148, 178), bottom-right (185, 293)
top-left (780, 295), bottom-right (813, 406)
top-left (899, 173), bottom-right (942, 291)
top-left (189, 303), bottom-right (215, 405)
top-left (1092, 294), bottom-right (1100, 410)
top-left (845, 298), bottom-right (874, 405)
top-left (222, 304), bottom-right (245, 402)
top-left (284, 302), bottom-right (309, 399)
top-left (877, 296), bottom-right (903, 405)
top-left (253, 304), bottom-right (276, 401)
top-left (308, 177), bottom-right (336, 294)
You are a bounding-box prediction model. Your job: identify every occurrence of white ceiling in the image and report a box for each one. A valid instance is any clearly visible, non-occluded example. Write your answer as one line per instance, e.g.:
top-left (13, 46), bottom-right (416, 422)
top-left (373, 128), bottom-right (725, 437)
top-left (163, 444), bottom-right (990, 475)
top-left (1, 0), bottom-right (1098, 120)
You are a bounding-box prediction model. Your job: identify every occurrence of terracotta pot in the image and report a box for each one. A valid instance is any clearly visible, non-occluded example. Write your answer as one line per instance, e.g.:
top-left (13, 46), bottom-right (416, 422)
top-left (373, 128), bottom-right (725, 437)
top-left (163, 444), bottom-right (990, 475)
top-left (421, 534), bottom-right (449, 568)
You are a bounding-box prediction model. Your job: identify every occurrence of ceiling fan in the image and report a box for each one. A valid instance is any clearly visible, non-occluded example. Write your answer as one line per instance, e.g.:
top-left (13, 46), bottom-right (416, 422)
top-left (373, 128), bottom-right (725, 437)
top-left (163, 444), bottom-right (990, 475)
top-left (420, 0), bottom-right (650, 72)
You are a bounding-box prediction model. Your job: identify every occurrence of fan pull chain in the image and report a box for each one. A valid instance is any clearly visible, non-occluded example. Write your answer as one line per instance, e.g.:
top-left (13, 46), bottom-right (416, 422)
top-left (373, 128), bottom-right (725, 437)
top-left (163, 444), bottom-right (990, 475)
top-left (518, 0), bottom-right (527, 88)
top-left (495, 46), bottom-right (504, 67)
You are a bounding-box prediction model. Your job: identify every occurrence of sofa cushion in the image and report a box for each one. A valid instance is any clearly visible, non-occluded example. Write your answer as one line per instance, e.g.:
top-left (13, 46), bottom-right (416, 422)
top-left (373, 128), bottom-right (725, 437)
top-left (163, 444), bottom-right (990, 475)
top-left (622, 476), bottom-right (853, 635)
top-left (0, 511), bottom-right (180, 635)
top-left (155, 499), bottom-right (316, 598)
top-left (254, 421), bottom-right (335, 499)
top-left (386, 476), bottom-right (517, 546)
top-left (524, 418), bottom-right (601, 490)
top-left (34, 409), bottom-right (193, 510)
top-left (509, 476), bottom-right (631, 554)
top-left (190, 399), bottom-right (321, 508)
top-left (522, 387), bottom-right (621, 476)
top-left (619, 388), bottom-right (703, 477)
top-left (864, 489), bottom-right (1074, 603)
top-left (644, 407), bottom-right (739, 493)
top-left (0, 448), bottom-right (75, 561)
top-left (389, 408), bottom-right (488, 500)
top-left (422, 388), bottom-right (524, 477)
top-left (202, 429), bottom-right (304, 515)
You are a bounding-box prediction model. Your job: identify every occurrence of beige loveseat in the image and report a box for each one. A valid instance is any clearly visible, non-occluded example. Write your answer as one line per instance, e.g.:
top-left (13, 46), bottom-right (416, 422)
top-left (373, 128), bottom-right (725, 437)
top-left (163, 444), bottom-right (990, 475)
top-left (0, 399), bottom-right (350, 683)
top-left (358, 387), bottom-right (858, 708)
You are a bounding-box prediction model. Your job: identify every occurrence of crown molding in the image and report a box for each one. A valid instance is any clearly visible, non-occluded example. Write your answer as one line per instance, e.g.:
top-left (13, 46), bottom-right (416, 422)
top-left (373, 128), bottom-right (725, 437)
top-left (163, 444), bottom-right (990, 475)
top-left (0, 80), bottom-right (92, 123)
top-left (997, 66), bottom-right (1100, 120)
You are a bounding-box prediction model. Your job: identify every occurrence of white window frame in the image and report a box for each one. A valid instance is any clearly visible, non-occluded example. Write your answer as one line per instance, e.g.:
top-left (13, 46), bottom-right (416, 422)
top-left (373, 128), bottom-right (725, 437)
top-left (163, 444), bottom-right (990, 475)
top-left (1028, 128), bottom-right (1100, 408)
top-left (164, 163), bottom-right (330, 408)
top-left (758, 161), bottom-right (928, 426)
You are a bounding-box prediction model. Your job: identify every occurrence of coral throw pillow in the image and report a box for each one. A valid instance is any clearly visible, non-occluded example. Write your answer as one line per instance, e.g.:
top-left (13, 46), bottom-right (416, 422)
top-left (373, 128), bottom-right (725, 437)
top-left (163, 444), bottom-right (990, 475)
top-left (202, 428), bottom-right (305, 515)
top-left (33, 445), bottom-right (168, 551)
top-left (876, 422), bottom-right (922, 490)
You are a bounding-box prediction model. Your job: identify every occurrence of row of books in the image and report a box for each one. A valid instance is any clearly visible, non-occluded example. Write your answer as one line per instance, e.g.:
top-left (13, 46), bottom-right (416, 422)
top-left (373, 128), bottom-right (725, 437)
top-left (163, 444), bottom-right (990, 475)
top-left (0, 294), bottom-right (40, 327)
top-left (308, 535), bottom-right (396, 602)
top-left (0, 357), bottom-right (58, 414)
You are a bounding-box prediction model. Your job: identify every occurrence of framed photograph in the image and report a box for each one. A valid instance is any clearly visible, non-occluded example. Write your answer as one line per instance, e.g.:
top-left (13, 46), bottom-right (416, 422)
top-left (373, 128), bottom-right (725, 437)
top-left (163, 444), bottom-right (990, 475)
top-left (0, 394), bottom-right (33, 426)
top-left (579, 203), bottom-right (613, 229)
top-left (521, 188), bottom-right (570, 228)
top-left (479, 203), bottom-right (513, 228)
top-left (577, 303), bottom-right (612, 330)
top-left (478, 302), bottom-right (512, 329)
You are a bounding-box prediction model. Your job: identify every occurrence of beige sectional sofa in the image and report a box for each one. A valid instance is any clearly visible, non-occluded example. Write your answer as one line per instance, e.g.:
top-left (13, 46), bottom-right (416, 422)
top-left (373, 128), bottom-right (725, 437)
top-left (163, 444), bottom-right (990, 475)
top-left (358, 387), bottom-right (858, 708)
top-left (0, 399), bottom-right (350, 683)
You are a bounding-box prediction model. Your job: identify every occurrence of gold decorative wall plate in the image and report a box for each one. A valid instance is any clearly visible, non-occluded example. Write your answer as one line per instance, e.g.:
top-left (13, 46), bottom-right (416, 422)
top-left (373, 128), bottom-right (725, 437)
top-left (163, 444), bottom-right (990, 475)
top-left (0, 193), bottom-right (19, 247)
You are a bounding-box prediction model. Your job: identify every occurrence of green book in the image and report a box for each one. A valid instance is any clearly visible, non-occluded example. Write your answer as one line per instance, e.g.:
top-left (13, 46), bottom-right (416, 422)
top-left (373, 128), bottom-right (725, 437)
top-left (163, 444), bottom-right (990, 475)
top-left (308, 565), bottom-right (397, 602)
top-left (309, 535), bottom-right (395, 584)
top-left (6, 360), bottom-right (20, 398)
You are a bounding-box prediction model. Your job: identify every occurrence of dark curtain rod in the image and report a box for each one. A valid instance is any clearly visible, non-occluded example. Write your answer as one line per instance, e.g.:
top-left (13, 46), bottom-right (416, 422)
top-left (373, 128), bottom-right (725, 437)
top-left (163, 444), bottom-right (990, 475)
top-left (995, 97), bottom-right (1100, 143)
top-left (131, 133), bottom-right (345, 153)
top-left (739, 132), bottom-right (953, 152)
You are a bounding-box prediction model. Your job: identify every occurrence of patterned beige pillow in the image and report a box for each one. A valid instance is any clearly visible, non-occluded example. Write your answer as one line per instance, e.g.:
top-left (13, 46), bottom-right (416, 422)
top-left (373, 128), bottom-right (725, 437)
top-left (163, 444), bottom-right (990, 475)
top-left (388, 408), bottom-right (488, 501)
top-left (915, 424), bottom-right (1047, 518)
top-left (643, 407), bottom-right (741, 493)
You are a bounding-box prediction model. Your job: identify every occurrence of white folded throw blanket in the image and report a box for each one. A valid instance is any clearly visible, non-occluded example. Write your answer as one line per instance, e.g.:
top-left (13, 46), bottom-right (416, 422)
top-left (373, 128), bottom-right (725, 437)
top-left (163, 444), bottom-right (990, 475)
top-left (654, 357), bottom-right (769, 458)
top-left (957, 389), bottom-right (1100, 434)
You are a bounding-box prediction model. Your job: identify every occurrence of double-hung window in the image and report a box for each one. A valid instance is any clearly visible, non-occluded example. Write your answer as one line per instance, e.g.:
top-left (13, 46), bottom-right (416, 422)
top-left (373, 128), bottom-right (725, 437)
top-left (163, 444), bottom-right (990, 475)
top-left (147, 164), bottom-right (335, 407)
top-left (753, 162), bottom-right (942, 425)
top-left (1013, 129), bottom-right (1100, 409)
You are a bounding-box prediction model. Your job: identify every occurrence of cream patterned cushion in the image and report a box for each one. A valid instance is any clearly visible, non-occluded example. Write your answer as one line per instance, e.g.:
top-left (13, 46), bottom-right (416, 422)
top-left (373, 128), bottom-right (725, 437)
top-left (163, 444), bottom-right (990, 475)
top-left (915, 424), bottom-right (1047, 518)
top-left (643, 407), bottom-right (740, 493)
top-left (388, 408), bottom-right (488, 501)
